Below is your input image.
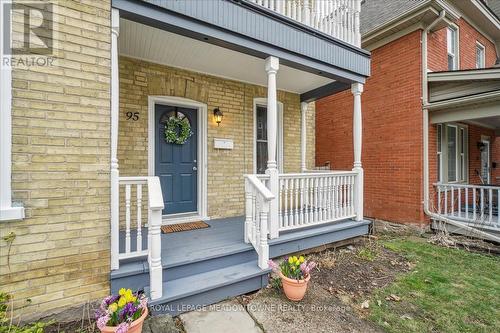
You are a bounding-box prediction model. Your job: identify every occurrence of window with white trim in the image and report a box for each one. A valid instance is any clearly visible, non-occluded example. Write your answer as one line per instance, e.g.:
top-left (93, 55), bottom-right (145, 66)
top-left (475, 42), bottom-right (485, 69)
top-left (447, 27), bottom-right (458, 70)
top-left (437, 124), bottom-right (468, 183)
top-left (437, 124), bottom-right (442, 182)
top-left (253, 99), bottom-right (283, 174)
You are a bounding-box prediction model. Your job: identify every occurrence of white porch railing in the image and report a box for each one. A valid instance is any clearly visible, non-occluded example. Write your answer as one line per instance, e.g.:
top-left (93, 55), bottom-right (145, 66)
top-left (279, 171), bottom-right (357, 231)
top-left (244, 175), bottom-right (275, 269)
top-left (112, 176), bottom-right (164, 300)
top-left (249, 0), bottom-right (361, 47)
top-left (435, 183), bottom-right (500, 227)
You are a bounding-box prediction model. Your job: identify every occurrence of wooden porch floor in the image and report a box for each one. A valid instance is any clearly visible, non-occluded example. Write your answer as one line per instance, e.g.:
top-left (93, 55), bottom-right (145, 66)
top-left (116, 216), bottom-right (371, 276)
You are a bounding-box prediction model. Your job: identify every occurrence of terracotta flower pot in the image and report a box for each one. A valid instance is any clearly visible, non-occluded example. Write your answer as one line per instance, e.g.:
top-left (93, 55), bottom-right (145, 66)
top-left (100, 307), bottom-right (148, 333)
top-left (279, 272), bottom-right (310, 301)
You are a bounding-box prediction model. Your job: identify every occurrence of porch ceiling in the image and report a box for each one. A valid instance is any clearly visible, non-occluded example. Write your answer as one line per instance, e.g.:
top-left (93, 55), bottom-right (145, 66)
top-left (119, 19), bottom-right (333, 95)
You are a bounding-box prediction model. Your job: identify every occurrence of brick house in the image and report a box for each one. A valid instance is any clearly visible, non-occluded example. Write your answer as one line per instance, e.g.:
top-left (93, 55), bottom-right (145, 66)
top-left (0, 0), bottom-right (372, 319)
top-left (316, 0), bottom-right (500, 238)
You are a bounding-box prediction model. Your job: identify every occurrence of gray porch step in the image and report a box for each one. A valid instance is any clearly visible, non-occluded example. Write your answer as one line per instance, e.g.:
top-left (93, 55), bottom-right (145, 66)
top-left (146, 261), bottom-right (270, 316)
top-left (110, 243), bottom-right (257, 294)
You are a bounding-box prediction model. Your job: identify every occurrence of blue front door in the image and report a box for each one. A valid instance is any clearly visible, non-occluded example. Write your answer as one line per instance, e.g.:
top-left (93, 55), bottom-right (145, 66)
top-left (155, 104), bottom-right (198, 215)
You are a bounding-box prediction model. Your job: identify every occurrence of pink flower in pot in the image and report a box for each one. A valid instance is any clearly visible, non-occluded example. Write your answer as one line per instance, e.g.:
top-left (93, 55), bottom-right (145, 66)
top-left (96, 289), bottom-right (148, 333)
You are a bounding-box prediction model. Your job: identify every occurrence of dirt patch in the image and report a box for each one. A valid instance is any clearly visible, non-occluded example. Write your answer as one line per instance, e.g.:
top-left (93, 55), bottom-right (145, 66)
top-left (309, 238), bottom-right (413, 305)
top-left (44, 321), bottom-right (98, 333)
top-left (244, 283), bottom-right (382, 333)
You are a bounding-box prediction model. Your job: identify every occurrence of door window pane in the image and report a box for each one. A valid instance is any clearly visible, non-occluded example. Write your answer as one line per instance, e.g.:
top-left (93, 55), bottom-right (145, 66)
top-left (447, 125), bottom-right (457, 181)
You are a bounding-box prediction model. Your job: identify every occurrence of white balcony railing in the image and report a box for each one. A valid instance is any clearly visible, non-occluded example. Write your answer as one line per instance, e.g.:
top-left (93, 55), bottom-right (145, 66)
top-left (112, 176), bottom-right (164, 299)
top-left (435, 183), bottom-right (500, 228)
top-left (249, 0), bottom-right (361, 47)
top-left (279, 171), bottom-right (357, 231)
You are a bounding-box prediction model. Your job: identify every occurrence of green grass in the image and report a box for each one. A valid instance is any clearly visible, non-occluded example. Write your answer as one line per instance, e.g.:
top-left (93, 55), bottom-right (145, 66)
top-left (368, 237), bottom-right (500, 333)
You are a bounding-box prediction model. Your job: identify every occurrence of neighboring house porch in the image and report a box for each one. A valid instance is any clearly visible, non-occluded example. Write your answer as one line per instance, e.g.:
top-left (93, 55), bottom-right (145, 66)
top-left (109, 0), bottom-right (370, 313)
top-left (426, 67), bottom-right (500, 241)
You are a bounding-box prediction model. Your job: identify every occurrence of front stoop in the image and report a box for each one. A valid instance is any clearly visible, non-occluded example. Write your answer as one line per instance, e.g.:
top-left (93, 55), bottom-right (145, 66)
top-left (111, 218), bottom-right (371, 315)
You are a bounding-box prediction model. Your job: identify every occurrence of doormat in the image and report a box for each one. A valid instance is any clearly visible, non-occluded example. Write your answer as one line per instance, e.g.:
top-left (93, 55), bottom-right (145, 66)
top-left (161, 221), bottom-right (210, 234)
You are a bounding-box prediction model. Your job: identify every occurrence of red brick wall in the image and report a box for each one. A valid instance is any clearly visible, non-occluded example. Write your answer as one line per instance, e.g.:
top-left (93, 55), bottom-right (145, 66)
top-left (428, 18), bottom-right (497, 72)
top-left (316, 30), bottom-right (425, 225)
top-left (316, 16), bottom-right (499, 225)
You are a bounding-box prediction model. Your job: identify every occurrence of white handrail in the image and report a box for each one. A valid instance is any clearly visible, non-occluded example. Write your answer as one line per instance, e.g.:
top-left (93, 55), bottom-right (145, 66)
top-left (112, 176), bottom-right (164, 300)
top-left (279, 171), bottom-right (357, 231)
top-left (244, 175), bottom-right (275, 269)
top-left (435, 183), bottom-right (499, 227)
top-left (147, 177), bottom-right (164, 300)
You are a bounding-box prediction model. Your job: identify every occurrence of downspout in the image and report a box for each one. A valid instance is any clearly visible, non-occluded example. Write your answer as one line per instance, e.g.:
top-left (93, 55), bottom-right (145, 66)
top-left (422, 11), bottom-right (500, 242)
top-left (422, 10), bottom-right (445, 216)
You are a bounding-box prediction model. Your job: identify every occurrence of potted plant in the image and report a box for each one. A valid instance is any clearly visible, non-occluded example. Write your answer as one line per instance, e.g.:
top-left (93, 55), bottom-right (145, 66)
top-left (95, 288), bottom-right (148, 333)
top-left (268, 255), bottom-right (316, 301)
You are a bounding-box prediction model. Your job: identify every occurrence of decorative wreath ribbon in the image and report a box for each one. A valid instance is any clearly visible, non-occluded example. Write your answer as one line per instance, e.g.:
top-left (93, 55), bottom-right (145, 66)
top-left (164, 117), bottom-right (193, 145)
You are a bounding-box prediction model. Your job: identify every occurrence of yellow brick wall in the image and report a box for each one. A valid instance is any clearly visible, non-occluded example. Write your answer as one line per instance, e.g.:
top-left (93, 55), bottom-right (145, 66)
top-left (118, 57), bottom-right (315, 219)
top-left (0, 0), bottom-right (111, 319)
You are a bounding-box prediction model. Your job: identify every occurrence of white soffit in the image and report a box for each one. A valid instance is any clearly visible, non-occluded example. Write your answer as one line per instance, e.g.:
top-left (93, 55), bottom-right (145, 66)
top-left (119, 19), bottom-right (332, 94)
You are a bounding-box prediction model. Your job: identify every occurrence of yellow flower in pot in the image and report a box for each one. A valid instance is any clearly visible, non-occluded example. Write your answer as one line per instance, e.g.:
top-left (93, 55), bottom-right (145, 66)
top-left (268, 256), bottom-right (316, 301)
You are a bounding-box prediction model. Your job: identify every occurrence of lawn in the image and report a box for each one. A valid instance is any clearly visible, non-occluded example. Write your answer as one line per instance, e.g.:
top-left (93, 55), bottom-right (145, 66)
top-left (368, 237), bottom-right (500, 333)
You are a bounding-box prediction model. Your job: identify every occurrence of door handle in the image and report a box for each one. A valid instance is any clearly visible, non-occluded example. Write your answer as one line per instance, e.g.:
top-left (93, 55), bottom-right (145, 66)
top-left (193, 166), bottom-right (198, 171)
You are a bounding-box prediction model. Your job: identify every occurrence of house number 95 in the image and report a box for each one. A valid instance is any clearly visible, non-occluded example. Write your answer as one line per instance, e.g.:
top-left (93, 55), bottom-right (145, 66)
top-left (126, 112), bottom-right (139, 121)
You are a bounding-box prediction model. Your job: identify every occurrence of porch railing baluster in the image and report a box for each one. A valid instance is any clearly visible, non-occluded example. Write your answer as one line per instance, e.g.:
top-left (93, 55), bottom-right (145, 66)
top-left (434, 183), bottom-right (500, 229)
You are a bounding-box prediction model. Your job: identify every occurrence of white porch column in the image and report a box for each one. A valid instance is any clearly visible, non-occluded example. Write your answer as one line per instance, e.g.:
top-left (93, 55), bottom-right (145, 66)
top-left (300, 102), bottom-right (308, 172)
top-left (352, 83), bottom-right (364, 221)
top-left (110, 8), bottom-right (120, 270)
top-left (0, 0), bottom-right (24, 221)
top-left (265, 56), bottom-right (280, 239)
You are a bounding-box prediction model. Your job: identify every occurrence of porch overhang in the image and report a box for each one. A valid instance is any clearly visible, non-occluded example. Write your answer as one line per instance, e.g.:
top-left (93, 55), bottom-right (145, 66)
top-left (112, 0), bottom-right (370, 100)
top-left (427, 67), bottom-right (500, 129)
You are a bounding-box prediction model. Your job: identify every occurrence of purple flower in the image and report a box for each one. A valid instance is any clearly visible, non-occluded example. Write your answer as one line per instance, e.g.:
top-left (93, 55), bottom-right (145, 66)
top-left (120, 302), bottom-right (138, 320)
top-left (116, 322), bottom-right (129, 333)
top-left (104, 295), bottom-right (119, 306)
top-left (96, 314), bottom-right (110, 330)
top-left (267, 260), bottom-right (279, 272)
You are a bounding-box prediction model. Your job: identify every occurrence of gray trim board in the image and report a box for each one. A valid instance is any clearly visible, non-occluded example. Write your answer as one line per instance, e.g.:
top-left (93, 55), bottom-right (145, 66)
top-left (300, 81), bottom-right (351, 102)
top-left (113, 0), bottom-right (369, 84)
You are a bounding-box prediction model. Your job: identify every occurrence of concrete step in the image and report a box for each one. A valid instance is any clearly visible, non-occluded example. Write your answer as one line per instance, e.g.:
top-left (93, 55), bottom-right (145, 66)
top-left (146, 261), bottom-right (270, 316)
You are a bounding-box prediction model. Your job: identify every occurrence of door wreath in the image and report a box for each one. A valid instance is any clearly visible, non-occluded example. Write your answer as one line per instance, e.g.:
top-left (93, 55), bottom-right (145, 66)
top-left (164, 117), bottom-right (193, 144)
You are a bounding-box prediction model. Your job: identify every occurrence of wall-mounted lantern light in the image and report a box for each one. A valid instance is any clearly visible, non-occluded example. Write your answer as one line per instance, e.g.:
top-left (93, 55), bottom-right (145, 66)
top-left (213, 107), bottom-right (223, 126)
top-left (477, 141), bottom-right (486, 151)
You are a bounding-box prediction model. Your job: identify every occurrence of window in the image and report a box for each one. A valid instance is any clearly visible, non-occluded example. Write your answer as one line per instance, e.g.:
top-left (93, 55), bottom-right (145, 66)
top-left (437, 124), bottom-right (442, 182)
top-left (447, 125), bottom-right (457, 182)
top-left (256, 106), bottom-right (268, 174)
top-left (460, 128), bottom-right (466, 181)
top-left (476, 42), bottom-right (485, 69)
top-left (254, 99), bottom-right (283, 174)
top-left (437, 124), bottom-right (468, 183)
top-left (447, 27), bottom-right (458, 70)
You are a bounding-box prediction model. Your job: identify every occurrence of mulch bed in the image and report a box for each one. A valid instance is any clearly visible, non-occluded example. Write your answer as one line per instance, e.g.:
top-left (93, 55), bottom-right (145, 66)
top-left (309, 238), bottom-right (413, 302)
